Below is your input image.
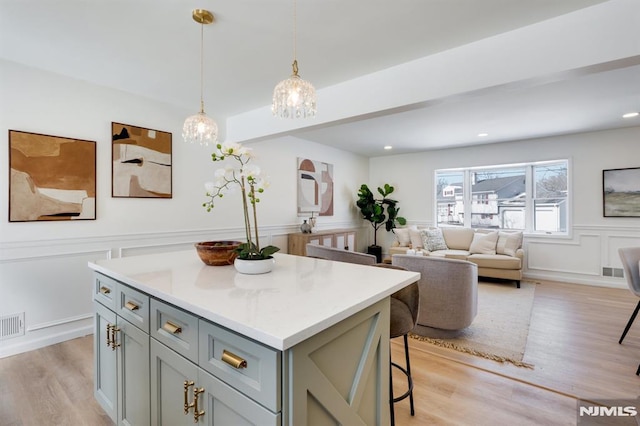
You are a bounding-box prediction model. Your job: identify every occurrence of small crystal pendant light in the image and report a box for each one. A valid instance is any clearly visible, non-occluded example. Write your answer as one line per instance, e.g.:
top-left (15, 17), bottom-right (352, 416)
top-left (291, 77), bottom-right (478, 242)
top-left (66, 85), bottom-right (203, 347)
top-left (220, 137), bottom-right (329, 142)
top-left (272, 0), bottom-right (317, 119)
top-left (183, 9), bottom-right (218, 145)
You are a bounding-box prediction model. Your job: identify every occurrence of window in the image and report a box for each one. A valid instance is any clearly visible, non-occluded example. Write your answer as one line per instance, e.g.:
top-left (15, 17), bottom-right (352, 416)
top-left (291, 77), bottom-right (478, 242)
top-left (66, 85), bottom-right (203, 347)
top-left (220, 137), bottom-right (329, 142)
top-left (436, 171), bottom-right (464, 227)
top-left (435, 160), bottom-right (569, 234)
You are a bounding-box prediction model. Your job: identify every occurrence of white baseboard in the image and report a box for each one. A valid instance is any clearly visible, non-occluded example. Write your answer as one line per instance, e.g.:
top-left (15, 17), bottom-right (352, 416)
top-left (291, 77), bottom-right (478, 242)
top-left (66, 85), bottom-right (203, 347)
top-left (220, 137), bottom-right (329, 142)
top-left (524, 272), bottom-right (627, 289)
top-left (0, 324), bottom-right (93, 359)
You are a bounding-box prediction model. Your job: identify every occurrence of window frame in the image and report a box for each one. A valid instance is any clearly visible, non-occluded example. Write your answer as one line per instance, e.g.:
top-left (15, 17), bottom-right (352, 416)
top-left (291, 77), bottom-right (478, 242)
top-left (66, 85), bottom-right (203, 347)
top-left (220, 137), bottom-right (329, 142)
top-left (434, 159), bottom-right (571, 236)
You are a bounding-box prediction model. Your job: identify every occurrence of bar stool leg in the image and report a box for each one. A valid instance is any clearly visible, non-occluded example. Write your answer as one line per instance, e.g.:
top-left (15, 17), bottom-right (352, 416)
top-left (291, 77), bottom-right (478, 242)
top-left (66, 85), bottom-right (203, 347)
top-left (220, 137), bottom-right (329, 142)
top-left (390, 334), bottom-right (415, 424)
top-left (390, 353), bottom-right (396, 426)
top-left (403, 334), bottom-right (415, 416)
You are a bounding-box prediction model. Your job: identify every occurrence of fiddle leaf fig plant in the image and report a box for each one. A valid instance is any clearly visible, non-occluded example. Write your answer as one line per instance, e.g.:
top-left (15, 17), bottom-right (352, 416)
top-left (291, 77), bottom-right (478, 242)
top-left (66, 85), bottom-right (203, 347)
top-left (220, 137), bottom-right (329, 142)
top-left (356, 183), bottom-right (406, 247)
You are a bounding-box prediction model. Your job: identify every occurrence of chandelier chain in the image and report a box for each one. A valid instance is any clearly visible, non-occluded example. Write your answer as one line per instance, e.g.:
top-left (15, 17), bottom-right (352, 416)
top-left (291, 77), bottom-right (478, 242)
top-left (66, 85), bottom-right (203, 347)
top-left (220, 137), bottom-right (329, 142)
top-left (292, 0), bottom-right (297, 63)
top-left (199, 20), bottom-right (205, 113)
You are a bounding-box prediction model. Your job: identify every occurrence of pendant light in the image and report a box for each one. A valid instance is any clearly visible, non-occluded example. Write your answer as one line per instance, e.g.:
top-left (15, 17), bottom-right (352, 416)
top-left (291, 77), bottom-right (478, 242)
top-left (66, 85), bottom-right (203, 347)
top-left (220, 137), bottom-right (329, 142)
top-left (183, 9), bottom-right (218, 146)
top-left (272, 0), bottom-right (317, 119)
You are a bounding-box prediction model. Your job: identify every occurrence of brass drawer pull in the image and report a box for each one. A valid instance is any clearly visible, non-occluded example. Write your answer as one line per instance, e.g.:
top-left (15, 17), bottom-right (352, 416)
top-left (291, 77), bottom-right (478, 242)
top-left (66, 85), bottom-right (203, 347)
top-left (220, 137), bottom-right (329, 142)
top-left (106, 324), bottom-right (119, 349)
top-left (106, 324), bottom-right (113, 348)
top-left (221, 350), bottom-right (247, 369)
top-left (183, 380), bottom-right (194, 414)
top-left (99, 286), bottom-right (111, 295)
top-left (125, 301), bottom-right (139, 311)
top-left (193, 387), bottom-right (205, 422)
top-left (162, 321), bottom-right (182, 335)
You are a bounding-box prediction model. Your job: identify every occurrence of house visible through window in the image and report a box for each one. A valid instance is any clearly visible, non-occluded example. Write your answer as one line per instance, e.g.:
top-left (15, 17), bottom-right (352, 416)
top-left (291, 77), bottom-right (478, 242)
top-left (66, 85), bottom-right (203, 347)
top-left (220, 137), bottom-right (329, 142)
top-left (435, 160), bottom-right (568, 234)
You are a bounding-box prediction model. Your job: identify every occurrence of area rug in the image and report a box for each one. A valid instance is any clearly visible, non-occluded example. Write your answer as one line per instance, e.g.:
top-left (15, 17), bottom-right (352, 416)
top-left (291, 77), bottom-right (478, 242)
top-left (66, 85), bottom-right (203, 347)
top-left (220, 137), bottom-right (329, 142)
top-left (410, 281), bottom-right (536, 368)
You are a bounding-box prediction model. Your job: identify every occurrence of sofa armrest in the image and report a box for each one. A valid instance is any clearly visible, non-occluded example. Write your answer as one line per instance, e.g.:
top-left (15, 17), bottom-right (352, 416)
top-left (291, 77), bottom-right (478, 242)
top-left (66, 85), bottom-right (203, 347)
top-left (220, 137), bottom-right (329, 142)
top-left (515, 248), bottom-right (524, 261)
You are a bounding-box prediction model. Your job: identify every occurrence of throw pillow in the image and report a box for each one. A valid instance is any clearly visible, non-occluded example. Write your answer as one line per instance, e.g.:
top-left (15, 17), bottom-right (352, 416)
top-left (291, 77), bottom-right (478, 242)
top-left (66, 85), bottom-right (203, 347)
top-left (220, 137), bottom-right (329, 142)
top-left (409, 228), bottom-right (424, 249)
top-left (469, 231), bottom-right (499, 255)
top-left (421, 228), bottom-right (448, 252)
top-left (393, 228), bottom-right (411, 247)
top-left (496, 231), bottom-right (523, 257)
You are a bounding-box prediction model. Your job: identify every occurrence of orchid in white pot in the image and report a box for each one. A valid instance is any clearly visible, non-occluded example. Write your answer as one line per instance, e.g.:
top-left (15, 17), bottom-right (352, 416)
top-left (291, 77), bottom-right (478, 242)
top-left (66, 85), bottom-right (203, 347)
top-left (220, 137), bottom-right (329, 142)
top-left (203, 142), bottom-right (280, 261)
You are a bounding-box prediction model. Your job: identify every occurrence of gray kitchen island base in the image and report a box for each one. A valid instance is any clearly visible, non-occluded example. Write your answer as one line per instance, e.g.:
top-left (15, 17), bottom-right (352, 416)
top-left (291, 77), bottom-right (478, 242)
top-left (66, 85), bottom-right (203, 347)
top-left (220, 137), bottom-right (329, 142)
top-left (90, 252), bottom-right (418, 425)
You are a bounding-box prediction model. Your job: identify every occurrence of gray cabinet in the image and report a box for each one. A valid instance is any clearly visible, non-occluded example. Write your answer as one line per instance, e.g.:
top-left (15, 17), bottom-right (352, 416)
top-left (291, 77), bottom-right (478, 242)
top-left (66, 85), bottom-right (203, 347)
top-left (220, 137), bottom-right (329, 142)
top-left (198, 319), bottom-right (280, 412)
top-left (117, 316), bottom-right (150, 426)
top-left (94, 301), bottom-right (117, 422)
top-left (93, 270), bottom-right (391, 425)
top-left (93, 274), bottom-right (150, 426)
top-left (150, 339), bottom-right (279, 425)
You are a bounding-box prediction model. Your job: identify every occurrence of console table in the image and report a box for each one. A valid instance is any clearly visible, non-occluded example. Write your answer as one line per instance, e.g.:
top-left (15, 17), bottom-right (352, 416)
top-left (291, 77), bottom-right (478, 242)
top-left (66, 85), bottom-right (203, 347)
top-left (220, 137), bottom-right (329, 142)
top-left (288, 228), bottom-right (357, 256)
top-left (89, 251), bottom-right (418, 425)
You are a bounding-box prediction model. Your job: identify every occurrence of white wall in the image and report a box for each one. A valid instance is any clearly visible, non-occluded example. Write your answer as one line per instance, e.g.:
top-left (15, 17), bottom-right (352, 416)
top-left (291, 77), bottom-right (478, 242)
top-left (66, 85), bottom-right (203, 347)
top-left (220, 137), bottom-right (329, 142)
top-left (369, 126), bottom-right (640, 287)
top-left (0, 60), bottom-right (368, 357)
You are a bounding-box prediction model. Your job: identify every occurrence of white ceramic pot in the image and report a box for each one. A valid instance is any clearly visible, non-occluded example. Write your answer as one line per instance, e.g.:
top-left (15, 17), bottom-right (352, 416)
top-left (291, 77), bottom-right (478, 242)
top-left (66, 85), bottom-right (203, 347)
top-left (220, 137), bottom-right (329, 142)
top-left (234, 257), bottom-right (275, 275)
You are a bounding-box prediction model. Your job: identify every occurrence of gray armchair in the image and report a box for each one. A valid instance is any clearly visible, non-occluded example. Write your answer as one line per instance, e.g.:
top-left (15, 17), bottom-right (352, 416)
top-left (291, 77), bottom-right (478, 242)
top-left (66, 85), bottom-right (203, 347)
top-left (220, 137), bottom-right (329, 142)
top-left (305, 244), bottom-right (376, 265)
top-left (618, 247), bottom-right (640, 375)
top-left (392, 254), bottom-right (478, 337)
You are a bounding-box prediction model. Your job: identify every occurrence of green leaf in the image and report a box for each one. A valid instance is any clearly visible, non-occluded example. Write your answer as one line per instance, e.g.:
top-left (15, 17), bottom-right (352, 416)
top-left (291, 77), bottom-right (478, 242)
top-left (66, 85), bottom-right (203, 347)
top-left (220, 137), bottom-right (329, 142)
top-left (260, 245), bottom-right (280, 257)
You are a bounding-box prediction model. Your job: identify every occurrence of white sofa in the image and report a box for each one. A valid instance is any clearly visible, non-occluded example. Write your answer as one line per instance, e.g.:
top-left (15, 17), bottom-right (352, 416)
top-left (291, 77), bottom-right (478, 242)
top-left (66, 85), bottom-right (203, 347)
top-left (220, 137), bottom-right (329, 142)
top-left (389, 226), bottom-right (524, 287)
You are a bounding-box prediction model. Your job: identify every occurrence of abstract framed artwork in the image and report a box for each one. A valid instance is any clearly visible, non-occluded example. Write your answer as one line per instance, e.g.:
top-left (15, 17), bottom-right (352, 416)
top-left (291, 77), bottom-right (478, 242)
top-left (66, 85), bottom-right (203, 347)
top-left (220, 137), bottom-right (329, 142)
top-left (603, 167), bottom-right (640, 217)
top-left (112, 122), bottom-right (172, 198)
top-left (297, 158), bottom-right (334, 216)
top-left (8, 130), bottom-right (96, 222)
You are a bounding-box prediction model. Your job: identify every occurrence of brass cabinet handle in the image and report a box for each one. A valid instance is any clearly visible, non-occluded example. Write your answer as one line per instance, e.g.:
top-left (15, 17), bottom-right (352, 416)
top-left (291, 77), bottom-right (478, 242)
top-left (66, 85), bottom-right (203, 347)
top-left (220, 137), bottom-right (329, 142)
top-left (99, 286), bottom-right (111, 295)
top-left (162, 321), bottom-right (182, 335)
top-left (110, 326), bottom-right (120, 350)
top-left (106, 324), bottom-right (113, 348)
top-left (221, 350), bottom-right (247, 369)
top-left (193, 387), bottom-right (205, 422)
top-left (183, 380), bottom-right (195, 414)
top-left (125, 301), bottom-right (139, 311)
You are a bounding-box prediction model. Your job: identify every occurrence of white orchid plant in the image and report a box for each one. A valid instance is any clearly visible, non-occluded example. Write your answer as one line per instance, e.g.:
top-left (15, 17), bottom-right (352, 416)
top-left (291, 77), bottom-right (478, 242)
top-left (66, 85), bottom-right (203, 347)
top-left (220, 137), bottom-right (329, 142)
top-left (203, 142), bottom-right (280, 260)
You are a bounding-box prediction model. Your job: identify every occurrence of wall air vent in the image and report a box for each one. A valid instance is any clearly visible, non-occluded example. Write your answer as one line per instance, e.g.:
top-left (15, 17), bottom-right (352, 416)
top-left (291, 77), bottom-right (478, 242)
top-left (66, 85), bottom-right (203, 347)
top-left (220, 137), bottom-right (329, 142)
top-left (602, 267), bottom-right (625, 278)
top-left (0, 313), bottom-right (25, 340)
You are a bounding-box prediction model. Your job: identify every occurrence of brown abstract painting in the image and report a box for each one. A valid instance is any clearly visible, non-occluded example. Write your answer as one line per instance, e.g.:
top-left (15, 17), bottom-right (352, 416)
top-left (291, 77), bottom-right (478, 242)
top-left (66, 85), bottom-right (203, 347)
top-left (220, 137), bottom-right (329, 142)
top-left (297, 158), bottom-right (334, 216)
top-left (112, 122), bottom-right (172, 198)
top-left (9, 130), bottom-right (96, 222)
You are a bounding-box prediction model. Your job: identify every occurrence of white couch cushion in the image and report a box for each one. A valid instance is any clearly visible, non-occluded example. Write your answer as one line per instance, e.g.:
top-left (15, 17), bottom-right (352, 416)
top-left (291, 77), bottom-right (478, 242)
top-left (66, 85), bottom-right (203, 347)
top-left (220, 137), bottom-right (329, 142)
top-left (442, 227), bottom-right (475, 250)
top-left (409, 228), bottom-right (424, 249)
top-left (496, 231), bottom-right (523, 257)
top-left (469, 231), bottom-right (498, 255)
top-left (421, 228), bottom-right (448, 251)
top-left (393, 228), bottom-right (411, 247)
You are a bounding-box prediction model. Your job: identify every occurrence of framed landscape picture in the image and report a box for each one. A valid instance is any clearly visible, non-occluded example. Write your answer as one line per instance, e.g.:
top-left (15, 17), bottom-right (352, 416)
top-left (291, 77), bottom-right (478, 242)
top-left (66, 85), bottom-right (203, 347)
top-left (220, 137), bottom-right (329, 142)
top-left (603, 167), bottom-right (640, 217)
top-left (112, 122), bottom-right (172, 198)
top-left (9, 130), bottom-right (96, 222)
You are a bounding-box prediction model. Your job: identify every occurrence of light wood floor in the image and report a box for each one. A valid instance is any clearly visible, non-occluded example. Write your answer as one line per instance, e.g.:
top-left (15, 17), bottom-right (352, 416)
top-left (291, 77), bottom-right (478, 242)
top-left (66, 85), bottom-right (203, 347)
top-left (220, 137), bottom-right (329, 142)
top-left (391, 280), bottom-right (640, 425)
top-left (1, 280), bottom-right (638, 425)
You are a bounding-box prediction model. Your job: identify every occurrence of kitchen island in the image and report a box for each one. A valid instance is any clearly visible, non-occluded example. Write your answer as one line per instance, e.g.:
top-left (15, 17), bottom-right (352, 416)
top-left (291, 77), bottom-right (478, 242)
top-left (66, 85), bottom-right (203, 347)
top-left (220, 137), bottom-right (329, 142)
top-left (89, 250), bottom-right (419, 425)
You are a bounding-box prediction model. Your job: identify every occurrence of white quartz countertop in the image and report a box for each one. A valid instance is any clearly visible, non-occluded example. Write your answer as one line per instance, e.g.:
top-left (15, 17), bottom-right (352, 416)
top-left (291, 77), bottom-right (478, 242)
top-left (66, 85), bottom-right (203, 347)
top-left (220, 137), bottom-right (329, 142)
top-left (89, 251), bottom-right (419, 351)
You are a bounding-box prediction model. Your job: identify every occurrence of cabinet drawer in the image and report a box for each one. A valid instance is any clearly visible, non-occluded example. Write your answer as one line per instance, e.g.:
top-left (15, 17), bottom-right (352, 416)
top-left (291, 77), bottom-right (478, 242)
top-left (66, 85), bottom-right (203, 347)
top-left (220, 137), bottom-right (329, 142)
top-left (94, 273), bottom-right (117, 310)
top-left (198, 320), bottom-right (281, 412)
top-left (116, 284), bottom-right (149, 333)
top-left (150, 299), bottom-right (199, 363)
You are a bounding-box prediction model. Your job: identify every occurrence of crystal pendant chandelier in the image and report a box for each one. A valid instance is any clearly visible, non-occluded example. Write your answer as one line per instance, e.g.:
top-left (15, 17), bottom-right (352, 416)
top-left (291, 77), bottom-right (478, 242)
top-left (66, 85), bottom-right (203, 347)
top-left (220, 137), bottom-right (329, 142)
top-left (183, 9), bottom-right (218, 146)
top-left (272, 0), bottom-right (317, 119)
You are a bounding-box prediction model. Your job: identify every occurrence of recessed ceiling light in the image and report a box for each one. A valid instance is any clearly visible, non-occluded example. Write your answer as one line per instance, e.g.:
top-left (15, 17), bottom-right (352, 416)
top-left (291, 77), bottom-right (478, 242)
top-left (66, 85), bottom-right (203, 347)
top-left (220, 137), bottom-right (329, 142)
top-left (384, 145), bottom-right (393, 150)
top-left (622, 112), bottom-right (639, 118)
top-left (477, 133), bottom-right (489, 137)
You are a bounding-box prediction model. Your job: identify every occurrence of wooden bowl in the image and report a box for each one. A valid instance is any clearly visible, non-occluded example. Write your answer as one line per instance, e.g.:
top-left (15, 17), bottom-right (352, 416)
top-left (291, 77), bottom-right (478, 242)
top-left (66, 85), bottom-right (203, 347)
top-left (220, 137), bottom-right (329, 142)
top-left (195, 241), bottom-right (242, 266)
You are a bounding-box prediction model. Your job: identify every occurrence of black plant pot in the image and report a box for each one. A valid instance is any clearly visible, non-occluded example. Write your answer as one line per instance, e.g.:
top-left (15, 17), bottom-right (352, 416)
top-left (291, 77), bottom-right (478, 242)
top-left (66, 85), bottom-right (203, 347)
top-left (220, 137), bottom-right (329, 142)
top-left (367, 245), bottom-right (383, 263)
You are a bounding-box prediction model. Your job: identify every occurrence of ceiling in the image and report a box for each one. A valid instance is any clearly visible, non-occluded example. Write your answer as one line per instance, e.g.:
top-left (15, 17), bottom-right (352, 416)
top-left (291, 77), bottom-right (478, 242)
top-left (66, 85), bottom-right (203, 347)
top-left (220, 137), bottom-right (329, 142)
top-left (1, 0), bottom-right (638, 157)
